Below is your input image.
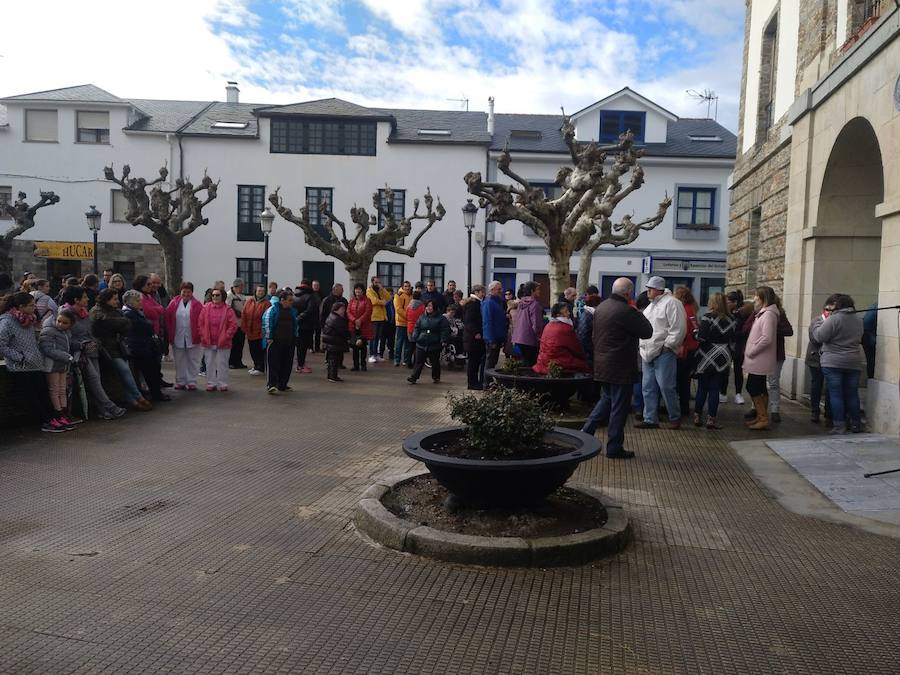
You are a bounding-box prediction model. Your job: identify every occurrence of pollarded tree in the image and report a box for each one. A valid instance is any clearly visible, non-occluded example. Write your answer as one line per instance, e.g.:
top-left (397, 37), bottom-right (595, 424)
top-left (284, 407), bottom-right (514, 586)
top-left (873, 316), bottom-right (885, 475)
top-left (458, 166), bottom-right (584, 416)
top-left (464, 112), bottom-right (671, 299)
top-left (0, 191), bottom-right (61, 275)
top-left (103, 165), bottom-right (219, 293)
top-left (268, 186), bottom-right (446, 290)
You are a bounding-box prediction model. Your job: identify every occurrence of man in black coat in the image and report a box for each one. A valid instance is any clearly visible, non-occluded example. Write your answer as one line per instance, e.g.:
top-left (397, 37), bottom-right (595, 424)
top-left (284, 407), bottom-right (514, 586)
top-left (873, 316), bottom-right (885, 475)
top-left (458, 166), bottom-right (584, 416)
top-left (292, 279), bottom-right (320, 373)
top-left (581, 277), bottom-right (653, 459)
top-left (421, 279), bottom-right (446, 316)
top-left (462, 284), bottom-right (486, 390)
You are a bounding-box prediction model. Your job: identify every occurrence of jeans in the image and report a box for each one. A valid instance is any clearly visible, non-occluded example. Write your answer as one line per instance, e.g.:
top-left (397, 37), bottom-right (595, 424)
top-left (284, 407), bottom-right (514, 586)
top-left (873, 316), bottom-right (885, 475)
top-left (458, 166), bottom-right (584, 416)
top-left (134, 355), bottom-right (163, 399)
top-left (109, 356), bottom-right (142, 403)
top-left (695, 371), bottom-right (723, 417)
top-left (79, 356), bottom-right (117, 414)
top-left (582, 382), bottom-right (631, 456)
top-left (632, 380), bottom-right (643, 412)
top-left (767, 360), bottom-right (784, 413)
top-left (370, 321), bottom-right (386, 357)
top-left (485, 342), bottom-right (502, 370)
top-left (394, 326), bottom-right (411, 365)
top-left (642, 350), bottom-right (679, 423)
top-left (808, 365), bottom-right (831, 418)
top-left (822, 367), bottom-right (861, 428)
top-left (721, 341), bottom-right (745, 396)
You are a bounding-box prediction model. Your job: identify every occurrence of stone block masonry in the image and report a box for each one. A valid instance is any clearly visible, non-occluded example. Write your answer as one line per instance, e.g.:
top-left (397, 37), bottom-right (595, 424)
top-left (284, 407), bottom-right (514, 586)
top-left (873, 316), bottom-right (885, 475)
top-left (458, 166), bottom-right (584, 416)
top-left (8, 239), bottom-right (163, 285)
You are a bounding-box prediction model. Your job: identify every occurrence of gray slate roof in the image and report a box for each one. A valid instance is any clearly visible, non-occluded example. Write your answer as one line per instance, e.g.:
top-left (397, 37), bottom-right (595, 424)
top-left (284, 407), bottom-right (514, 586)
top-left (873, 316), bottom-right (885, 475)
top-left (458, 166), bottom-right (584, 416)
top-left (375, 108), bottom-right (490, 145)
top-left (491, 113), bottom-right (736, 158)
top-left (126, 99), bottom-right (211, 133)
top-left (255, 98), bottom-right (391, 119)
top-left (180, 102), bottom-right (261, 137)
top-left (1, 84), bottom-right (125, 104)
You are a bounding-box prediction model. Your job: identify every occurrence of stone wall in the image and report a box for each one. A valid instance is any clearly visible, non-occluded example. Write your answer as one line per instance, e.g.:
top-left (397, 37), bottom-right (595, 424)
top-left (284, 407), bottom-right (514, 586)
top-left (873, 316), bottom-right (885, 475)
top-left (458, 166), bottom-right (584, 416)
top-left (7, 239), bottom-right (164, 286)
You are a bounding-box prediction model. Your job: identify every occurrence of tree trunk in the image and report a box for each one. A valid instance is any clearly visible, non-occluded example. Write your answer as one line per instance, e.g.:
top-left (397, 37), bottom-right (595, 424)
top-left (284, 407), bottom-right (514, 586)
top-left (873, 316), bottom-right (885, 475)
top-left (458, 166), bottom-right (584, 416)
top-left (346, 257), bottom-right (374, 293)
top-left (547, 251), bottom-right (572, 304)
top-left (155, 231), bottom-right (183, 297)
top-left (0, 240), bottom-right (12, 276)
top-left (576, 245), bottom-right (600, 295)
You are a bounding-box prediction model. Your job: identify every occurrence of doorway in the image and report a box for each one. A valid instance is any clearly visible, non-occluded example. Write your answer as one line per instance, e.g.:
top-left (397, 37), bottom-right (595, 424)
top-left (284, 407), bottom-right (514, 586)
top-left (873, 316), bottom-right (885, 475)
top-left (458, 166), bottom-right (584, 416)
top-left (302, 261), bottom-right (335, 293)
top-left (47, 259), bottom-right (83, 295)
top-left (532, 272), bottom-right (577, 308)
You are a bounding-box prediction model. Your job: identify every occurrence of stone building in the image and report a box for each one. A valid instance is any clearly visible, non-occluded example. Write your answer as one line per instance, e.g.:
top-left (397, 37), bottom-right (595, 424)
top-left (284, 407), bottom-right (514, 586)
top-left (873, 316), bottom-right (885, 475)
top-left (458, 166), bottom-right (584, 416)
top-left (729, 0), bottom-right (899, 434)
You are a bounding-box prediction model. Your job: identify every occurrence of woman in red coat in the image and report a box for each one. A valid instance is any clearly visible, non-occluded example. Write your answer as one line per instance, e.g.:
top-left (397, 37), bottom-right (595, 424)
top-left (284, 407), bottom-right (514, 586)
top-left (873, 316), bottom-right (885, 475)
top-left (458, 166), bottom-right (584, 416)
top-left (533, 303), bottom-right (591, 375)
top-left (346, 283), bottom-right (373, 371)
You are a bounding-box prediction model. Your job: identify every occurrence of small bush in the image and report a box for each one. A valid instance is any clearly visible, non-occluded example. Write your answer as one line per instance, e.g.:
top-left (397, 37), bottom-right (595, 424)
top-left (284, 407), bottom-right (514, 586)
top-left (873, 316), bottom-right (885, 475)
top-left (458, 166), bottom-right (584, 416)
top-left (547, 361), bottom-right (564, 379)
top-left (447, 385), bottom-right (554, 457)
top-left (497, 357), bottom-right (522, 374)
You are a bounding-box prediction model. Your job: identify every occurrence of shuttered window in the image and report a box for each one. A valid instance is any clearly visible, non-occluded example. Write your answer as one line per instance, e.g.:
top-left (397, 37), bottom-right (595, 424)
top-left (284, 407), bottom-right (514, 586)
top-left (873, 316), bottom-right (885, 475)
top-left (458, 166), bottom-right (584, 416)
top-left (76, 111), bottom-right (110, 143)
top-left (25, 109), bottom-right (58, 142)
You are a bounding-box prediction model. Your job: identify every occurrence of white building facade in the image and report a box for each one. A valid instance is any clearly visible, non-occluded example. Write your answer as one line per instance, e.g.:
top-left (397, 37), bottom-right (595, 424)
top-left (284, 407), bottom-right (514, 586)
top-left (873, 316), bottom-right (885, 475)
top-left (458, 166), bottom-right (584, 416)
top-left (1, 84), bottom-right (734, 300)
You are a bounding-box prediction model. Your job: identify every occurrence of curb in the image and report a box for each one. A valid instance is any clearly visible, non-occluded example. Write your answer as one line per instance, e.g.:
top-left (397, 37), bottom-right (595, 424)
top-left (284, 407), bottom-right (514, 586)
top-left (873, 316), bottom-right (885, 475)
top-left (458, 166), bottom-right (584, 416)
top-left (353, 474), bottom-right (631, 567)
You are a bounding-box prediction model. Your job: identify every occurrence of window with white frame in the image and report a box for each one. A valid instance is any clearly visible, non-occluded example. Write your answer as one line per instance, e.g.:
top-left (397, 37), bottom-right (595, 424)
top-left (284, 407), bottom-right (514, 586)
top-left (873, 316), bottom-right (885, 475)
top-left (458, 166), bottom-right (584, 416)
top-left (0, 186), bottom-right (12, 218)
top-left (25, 109), bottom-right (58, 142)
top-left (420, 263), bottom-right (445, 290)
top-left (306, 187), bottom-right (334, 238)
top-left (110, 190), bottom-right (129, 222)
top-left (237, 185), bottom-right (266, 241)
top-left (676, 187), bottom-right (716, 228)
top-left (377, 188), bottom-right (405, 229)
top-left (76, 111), bottom-right (110, 143)
top-left (376, 262), bottom-right (404, 291)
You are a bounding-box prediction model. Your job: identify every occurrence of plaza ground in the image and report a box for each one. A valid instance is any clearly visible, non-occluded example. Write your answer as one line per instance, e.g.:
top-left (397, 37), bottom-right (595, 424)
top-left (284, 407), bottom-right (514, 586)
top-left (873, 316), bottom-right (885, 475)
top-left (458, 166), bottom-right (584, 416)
top-left (1, 358), bottom-right (899, 673)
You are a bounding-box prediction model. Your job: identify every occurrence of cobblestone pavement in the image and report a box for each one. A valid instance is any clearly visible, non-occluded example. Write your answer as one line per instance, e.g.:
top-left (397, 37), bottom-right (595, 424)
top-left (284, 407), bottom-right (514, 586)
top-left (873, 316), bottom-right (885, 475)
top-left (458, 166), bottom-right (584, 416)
top-left (1, 357), bottom-right (899, 674)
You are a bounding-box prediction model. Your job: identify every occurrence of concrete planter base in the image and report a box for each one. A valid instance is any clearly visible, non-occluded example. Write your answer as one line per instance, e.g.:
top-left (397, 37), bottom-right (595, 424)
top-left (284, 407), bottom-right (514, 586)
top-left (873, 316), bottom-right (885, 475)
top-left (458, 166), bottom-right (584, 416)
top-left (354, 471), bottom-right (631, 567)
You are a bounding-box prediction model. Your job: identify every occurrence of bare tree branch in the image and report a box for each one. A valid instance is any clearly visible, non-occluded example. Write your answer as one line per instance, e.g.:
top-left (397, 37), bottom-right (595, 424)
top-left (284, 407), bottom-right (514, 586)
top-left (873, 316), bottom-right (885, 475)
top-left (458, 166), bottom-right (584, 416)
top-left (1, 190), bottom-right (61, 244)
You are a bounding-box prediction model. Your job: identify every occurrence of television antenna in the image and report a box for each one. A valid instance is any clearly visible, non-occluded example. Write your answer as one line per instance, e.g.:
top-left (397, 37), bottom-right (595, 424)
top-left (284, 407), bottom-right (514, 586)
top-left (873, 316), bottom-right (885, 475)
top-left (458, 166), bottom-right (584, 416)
top-left (686, 89), bottom-right (719, 120)
top-left (446, 95), bottom-right (469, 111)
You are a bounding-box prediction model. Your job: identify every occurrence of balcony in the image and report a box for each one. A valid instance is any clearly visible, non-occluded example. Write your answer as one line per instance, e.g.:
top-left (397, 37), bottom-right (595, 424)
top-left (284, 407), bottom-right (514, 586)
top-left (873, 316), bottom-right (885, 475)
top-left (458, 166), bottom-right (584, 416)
top-left (839, 0), bottom-right (886, 53)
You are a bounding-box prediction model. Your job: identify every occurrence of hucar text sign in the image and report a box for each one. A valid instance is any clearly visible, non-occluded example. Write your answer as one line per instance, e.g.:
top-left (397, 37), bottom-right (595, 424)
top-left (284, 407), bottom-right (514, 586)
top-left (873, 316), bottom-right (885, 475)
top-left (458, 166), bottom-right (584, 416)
top-left (33, 241), bottom-right (94, 260)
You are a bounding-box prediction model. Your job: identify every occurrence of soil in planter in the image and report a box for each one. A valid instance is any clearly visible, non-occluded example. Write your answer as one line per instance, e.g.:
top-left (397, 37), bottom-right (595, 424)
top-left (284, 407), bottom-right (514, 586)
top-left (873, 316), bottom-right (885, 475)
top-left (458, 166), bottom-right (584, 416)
top-left (383, 475), bottom-right (608, 537)
top-left (421, 435), bottom-right (574, 461)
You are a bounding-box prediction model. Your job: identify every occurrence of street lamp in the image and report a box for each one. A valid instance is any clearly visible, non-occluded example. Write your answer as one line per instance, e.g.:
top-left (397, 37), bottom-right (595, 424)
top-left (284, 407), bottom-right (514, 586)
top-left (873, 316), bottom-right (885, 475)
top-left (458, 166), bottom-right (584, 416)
top-left (462, 198), bottom-right (478, 293)
top-left (85, 205), bottom-right (102, 275)
top-left (260, 206), bottom-right (275, 289)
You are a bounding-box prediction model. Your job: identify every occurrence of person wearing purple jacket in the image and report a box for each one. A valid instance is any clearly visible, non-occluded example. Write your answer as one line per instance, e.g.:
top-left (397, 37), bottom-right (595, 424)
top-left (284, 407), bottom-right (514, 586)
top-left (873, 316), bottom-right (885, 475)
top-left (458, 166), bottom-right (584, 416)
top-left (511, 281), bottom-right (544, 367)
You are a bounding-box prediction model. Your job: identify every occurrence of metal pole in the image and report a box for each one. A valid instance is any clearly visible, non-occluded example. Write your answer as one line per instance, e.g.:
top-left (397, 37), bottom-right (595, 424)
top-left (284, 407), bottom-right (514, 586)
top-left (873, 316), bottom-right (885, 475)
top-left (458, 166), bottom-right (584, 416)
top-left (263, 232), bottom-right (270, 289)
top-left (92, 231), bottom-right (98, 275)
top-left (467, 228), bottom-right (472, 294)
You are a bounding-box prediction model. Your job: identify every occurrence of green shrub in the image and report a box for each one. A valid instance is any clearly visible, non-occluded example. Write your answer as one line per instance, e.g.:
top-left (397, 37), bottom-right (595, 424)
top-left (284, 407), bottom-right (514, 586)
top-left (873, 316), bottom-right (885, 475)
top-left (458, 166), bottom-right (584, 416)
top-left (447, 385), bottom-right (554, 457)
top-left (497, 357), bottom-right (522, 374)
top-left (547, 361), bottom-right (564, 379)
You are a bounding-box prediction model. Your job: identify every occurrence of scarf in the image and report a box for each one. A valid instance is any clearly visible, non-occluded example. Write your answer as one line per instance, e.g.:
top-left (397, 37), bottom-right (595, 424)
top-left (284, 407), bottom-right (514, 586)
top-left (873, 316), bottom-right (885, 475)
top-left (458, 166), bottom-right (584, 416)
top-left (62, 302), bottom-right (89, 319)
top-left (9, 307), bottom-right (36, 327)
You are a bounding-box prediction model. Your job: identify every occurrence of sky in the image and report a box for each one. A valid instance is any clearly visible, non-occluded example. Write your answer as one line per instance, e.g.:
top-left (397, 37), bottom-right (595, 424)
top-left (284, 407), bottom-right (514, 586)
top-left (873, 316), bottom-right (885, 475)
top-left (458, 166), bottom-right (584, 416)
top-left (1, 0), bottom-right (745, 131)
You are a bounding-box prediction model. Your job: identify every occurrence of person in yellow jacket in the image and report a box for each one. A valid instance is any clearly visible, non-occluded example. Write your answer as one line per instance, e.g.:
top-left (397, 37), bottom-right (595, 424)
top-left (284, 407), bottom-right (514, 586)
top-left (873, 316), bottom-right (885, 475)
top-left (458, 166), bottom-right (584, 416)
top-left (393, 280), bottom-right (413, 367)
top-left (366, 276), bottom-right (391, 363)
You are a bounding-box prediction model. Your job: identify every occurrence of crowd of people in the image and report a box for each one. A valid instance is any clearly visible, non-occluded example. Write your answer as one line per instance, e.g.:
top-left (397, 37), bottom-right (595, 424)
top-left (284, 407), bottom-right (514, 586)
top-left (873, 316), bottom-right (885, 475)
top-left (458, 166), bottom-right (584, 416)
top-left (0, 268), bottom-right (870, 444)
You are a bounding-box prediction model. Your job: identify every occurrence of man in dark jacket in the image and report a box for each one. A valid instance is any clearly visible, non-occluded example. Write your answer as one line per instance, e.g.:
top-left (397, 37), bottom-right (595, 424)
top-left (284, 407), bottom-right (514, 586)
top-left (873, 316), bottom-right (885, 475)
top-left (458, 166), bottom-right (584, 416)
top-left (581, 278), bottom-right (653, 459)
top-left (463, 284), bottom-right (486, 390)
top-left (421, 279), bottom-right (446, 315)
top-left (292, 279), bottom-right (320, 373)
top-left (481, 280), bottom-right (506, 370)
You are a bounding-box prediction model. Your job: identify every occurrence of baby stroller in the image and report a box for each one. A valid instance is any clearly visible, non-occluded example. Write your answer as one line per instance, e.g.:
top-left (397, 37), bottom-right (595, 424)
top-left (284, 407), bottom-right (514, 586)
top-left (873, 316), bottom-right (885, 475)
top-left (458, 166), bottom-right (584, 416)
top-left (425, 316), bottom-right (467, 370)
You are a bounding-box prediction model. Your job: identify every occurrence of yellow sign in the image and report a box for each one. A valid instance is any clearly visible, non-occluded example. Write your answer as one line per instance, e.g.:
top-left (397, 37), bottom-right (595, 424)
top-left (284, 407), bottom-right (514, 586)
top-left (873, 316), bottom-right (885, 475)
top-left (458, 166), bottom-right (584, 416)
top-left (33, 241), bottom-right (95, 260)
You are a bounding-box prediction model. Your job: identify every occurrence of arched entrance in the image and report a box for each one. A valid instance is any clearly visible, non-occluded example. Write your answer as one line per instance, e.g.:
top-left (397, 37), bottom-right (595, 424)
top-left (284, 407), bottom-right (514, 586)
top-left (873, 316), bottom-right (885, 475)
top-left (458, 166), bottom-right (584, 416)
top-left (811, 117), bottom-right (884, 312)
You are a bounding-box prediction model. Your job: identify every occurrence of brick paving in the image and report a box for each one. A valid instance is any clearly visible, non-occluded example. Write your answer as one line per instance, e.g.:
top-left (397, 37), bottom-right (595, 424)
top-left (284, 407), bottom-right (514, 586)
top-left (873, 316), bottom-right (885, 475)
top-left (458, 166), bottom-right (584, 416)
top-left (1, 358), bottom-right (899, 673)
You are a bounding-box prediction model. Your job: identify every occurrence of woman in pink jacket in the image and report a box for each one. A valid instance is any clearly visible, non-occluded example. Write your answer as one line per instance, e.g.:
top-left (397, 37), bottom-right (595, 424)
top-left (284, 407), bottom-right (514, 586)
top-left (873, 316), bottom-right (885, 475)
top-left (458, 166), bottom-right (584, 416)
top-left (742, 286), bottom-right (779, 430)
top-left (198, 288), bottom-right (238, 391)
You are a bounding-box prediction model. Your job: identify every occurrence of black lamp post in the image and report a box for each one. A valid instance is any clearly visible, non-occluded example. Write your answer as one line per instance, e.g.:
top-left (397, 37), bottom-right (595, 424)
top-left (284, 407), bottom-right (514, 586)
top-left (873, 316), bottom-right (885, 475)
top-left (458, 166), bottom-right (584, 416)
top-left (260, 206), bottom-right (275, 289)
top-left (462, 199), bottom-right (478, 293)
top-left (85, 205), bottom-right (101, 275)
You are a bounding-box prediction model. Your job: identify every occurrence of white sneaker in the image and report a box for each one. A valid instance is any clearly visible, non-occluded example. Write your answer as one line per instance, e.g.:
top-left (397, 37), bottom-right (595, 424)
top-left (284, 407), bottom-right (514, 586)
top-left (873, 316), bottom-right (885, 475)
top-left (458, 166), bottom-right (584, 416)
top-left (248, 368), bottom-right (262, 376)
top-left (734, 393), bottom-right (745, 405)
top-left (367, 356), bottom-right (377, 363)
top-left (718, 394), bottom-right (728, 404)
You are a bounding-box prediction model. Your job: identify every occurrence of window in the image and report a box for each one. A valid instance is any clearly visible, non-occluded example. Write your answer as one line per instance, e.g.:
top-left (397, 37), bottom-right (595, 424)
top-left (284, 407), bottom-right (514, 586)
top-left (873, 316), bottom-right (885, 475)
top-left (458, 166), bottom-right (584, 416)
top-left (756, 15), bottom-right (779, 143)
top-left (420, 263), bottom-right (445, 290)
top-left (76, 111), bottom-right (110, 143)
top-left (601, 275), bottom-right (636, 300)
top-left (700, 277), bottom-right (725, 309)
top-left (302, 261), bottom-right (334, 293)
top-left (530, 182), bottom-right (562, 199)
top-left (25, 109), bottom-right (58, 142)
top-left (494, 257), bottom-right (517, 269)
top-left (676, 188), bottom-right (716, 228)
top-left (377, 262), bottom-right (404, 291)
top-left (236, 258), bottom-right (265, 293)
top-left (110, 190), bottom-right (129, 222)
top-left (377, 188), bottom-right (406, 228)
top-left (306, 187), bottom-right (334, 239)
top-left (270, 118), bottom-right (377, 155)
top-left (237, 185), bottom-right (266, 242)
top-left (599, 110), bottom-right (646, 143)
top-left (112, 261), bottom-right (135, 287)
top-left (0, 186), bottom-right (11, 218)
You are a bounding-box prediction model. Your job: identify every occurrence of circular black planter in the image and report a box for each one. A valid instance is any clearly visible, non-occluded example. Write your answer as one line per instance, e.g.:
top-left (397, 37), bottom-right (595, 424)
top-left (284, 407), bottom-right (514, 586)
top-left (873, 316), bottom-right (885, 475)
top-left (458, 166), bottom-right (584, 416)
top-left (402, 426), bottom-right (600, 507)
top-left (485, 367), bottom-right (593, 410)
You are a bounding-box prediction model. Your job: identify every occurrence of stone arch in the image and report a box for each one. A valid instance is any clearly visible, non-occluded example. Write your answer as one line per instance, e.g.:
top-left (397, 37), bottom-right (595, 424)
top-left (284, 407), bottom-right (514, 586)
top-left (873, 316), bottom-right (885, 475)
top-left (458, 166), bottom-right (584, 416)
top-left (810, 116), bottom-right (884, 312)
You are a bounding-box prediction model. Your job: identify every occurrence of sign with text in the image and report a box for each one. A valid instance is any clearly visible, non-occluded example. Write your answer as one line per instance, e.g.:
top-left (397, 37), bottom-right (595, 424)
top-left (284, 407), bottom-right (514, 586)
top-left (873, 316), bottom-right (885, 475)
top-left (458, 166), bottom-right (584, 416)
top-left (33, 241), bottom-right (94, 260)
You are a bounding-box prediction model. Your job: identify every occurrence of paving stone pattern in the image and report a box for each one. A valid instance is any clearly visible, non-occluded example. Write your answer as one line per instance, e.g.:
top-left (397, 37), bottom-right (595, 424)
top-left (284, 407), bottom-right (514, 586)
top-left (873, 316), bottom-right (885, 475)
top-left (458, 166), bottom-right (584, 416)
top-left (1, 360), bottom-right (899, 673)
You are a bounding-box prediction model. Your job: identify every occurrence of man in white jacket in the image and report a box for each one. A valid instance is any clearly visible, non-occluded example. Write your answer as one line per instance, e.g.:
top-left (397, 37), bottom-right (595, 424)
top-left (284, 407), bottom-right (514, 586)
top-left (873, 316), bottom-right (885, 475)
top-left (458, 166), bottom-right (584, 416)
top-left (636, 276), bottom-right (687, 429)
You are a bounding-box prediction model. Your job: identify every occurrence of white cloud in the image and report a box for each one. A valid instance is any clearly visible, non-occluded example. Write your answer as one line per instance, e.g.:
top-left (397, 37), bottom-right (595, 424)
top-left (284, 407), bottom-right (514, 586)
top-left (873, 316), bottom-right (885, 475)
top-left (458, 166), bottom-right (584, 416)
top-left (281, 0), bottom-right (345, 32)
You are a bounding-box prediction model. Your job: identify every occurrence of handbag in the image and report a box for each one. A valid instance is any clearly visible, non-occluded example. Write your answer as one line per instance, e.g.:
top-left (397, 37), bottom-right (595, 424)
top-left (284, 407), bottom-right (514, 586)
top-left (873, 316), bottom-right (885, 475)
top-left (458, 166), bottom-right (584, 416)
top-left (81, 339), bottom-right (100, 359)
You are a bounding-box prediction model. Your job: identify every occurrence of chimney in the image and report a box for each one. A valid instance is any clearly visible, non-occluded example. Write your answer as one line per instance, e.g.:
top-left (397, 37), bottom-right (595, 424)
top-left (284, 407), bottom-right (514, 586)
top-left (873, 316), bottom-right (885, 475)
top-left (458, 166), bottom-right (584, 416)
top-left (226, 81), bottom-right (240, 103)
top-left (487, 96), bottom-right (495, 135)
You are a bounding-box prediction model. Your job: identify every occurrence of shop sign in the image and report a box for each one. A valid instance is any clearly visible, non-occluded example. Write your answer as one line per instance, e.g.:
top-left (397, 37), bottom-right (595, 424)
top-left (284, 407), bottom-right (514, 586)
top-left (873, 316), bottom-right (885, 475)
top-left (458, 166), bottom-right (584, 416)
top-left (33, 241), bottom-right (94, 259)
top-left (651, 259), bottom-right (726, 273)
